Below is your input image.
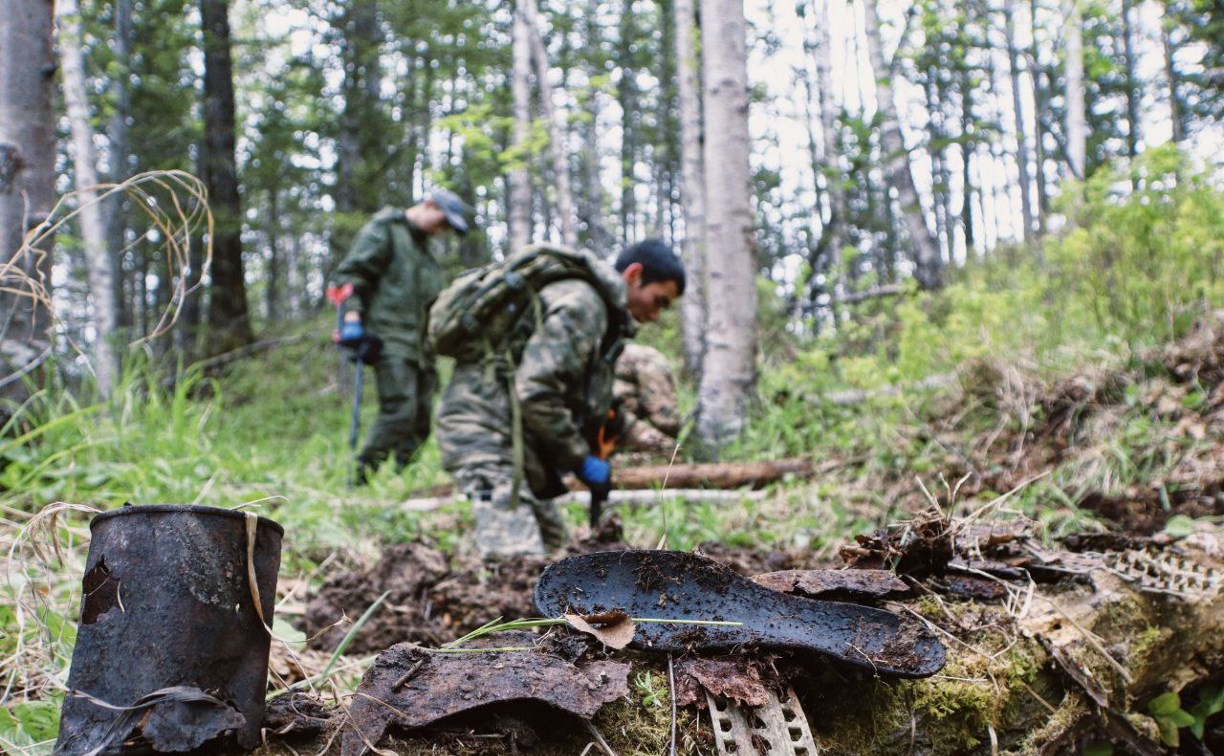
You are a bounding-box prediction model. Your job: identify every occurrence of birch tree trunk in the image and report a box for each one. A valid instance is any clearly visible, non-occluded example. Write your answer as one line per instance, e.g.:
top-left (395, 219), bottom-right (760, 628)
top-left (1064, 0), bottom-right (1087, 180)
top-left (0, 0), bottom-right (56, 409)
top-left (696, 0), bottom-right (757, 453)
top-left (861, 0), bottom-right (942, 290)
top-left (508, 1), bottom-right (534, 253)
top-left (1004, 1), bottom-right (1036, 244)
top-left (59, 0), bottom-right (120, 397)
top-left (811, 0), bottom-right (847, 318)
top-left (674, 0), bottom-right (706, 378)
top-left (1029, 0), bottom-right (1049, 231)
top-left (522, 0), bottom-right (577, 246)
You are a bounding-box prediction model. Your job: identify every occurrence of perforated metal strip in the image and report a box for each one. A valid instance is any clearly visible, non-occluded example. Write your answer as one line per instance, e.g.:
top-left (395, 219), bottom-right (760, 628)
top-left (707, 686), bottom-right (820, 755)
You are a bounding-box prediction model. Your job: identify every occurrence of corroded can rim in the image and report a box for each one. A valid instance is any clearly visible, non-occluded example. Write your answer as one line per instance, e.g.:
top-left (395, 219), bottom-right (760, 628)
top-left (91, 503), bottom-right (285, 535)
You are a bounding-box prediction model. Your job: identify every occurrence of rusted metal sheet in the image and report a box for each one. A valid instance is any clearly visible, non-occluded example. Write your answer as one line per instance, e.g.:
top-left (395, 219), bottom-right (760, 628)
top-left (341, 639), bottom-right (630, 756)
top-left (752, 568), bottom-right (910, 601)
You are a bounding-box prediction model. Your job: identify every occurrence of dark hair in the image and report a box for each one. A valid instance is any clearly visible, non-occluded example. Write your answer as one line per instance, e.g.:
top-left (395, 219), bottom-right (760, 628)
top-left (615, 239), bottom-right (686, 296)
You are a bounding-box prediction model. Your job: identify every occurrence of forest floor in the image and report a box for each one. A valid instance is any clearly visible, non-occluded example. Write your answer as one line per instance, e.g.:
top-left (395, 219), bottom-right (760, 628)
top-left (246, 314), bottom-right (1224, 755)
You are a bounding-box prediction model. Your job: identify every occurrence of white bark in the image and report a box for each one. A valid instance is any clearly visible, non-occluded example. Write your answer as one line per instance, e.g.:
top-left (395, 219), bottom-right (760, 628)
top-left (521, 0), bottom-right (577, 247)
top-left (812, 0), bottom-right (847, 306)
top-left (1004, 2), bottom-right (1035, 243)
top-left (0, 0), bottom-right (56, 403)
top-left (508, 2), bottom-right (534, 253)
top-left (1064, 0), bottom-right (1087, 180)
top-left (696, 0), bottom-right (757, 452)
top-left (59, 0), bottom-right (120, 397)
top-left (674, 0), bottom-right (706, 377)
top-left (861, 0), bottom-right (942, 290)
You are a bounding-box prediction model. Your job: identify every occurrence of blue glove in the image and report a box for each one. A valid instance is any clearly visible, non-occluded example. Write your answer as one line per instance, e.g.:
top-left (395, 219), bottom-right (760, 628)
top-left (338, 319), bottom-right (364, 347)
top-left (577, 455), bottom-right (611, 486)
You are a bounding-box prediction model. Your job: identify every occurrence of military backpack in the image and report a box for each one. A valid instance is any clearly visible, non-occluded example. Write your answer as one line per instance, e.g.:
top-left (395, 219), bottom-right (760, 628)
top-left (426, 244), bottom-right (625, 362)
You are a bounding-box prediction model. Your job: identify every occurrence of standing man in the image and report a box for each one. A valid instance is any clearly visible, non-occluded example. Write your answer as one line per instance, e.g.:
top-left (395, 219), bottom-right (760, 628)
top-left (330, 188), bottom-right (475, 484)
top-left (435, 239), bottom-right (685, 558)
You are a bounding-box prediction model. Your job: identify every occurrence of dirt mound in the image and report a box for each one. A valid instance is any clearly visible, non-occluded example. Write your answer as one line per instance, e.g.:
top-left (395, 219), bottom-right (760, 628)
top-left (907, 312), bottom-right (1224, 534)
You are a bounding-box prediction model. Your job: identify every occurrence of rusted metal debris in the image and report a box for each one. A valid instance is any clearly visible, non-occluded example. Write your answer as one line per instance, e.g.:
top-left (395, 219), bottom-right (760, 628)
top-left (672, 657), bottom-right (770, 708)
top-left (340, 636), bottom-right (630, 756)
top-left (707, 687), bottom-right (819, 756)
top-left (751, 568), bottom-right (910, 601)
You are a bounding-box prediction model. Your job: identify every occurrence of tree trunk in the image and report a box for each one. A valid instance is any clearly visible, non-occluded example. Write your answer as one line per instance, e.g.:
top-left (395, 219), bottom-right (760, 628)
top-left (696, 0), bottom-right (757, 455)
top-left (810, 0), bottom-right (847, 322)
top-left (59, 0), bottom-right (120, 397)
top-left (1004, 1), bottom-right (1036, 245)
top-left (861, 0), bottom-right (942, 290)
top-left (1064, 0), bottom-right (1087, 180)
top-left (1162, 16), bottom-right (1185, 144)
top-left (109, 0), bottom-right (133, 337)
top-left (1121, 0), bottom-right (1142, 167)
top-left (200, 0), bottom-right (252, 355)
top-left (617, 0), bottom-right (639, 244)
top-left (0, 0), bottom-right (56, 411)
top-left (508, 1), bottom-right (534, 253)
top-left (1029, 0), bottom-right (1049, 232)
top-left (522, 0), bottom-right (578, 246)
top-left (581, 0), bottom-right (609, 254)
top-left (674, 0), bottom-right (706, 379)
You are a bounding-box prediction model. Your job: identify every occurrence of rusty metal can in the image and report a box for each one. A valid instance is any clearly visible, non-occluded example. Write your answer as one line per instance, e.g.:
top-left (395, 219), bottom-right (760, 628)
top-left (56, 504), bottom-right (283, 754)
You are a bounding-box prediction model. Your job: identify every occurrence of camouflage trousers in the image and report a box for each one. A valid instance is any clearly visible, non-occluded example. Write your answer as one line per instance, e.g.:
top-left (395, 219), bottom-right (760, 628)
top-left (357, 355), bottom-right (438, 479)
top-left (452, 467), bottom-right (567, 558)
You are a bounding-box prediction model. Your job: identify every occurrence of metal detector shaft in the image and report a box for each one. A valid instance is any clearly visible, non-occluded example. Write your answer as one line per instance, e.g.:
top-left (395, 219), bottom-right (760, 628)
top-left (347, 358), bottom-right (364, 487)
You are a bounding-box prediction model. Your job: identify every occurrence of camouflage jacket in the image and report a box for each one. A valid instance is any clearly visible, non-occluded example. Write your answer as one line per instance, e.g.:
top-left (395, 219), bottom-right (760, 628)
top-left (613, 343), bottom-right (681, 452)
top-left (436, 261), bottom-right (635, 498)
top-left (332, 207), bottom-right (445, 361)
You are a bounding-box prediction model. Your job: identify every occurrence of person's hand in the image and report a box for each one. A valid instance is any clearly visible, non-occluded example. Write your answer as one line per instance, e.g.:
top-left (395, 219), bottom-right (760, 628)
top-left (576, 455), bottom-right (612, 500)
top-left (337, 318), bottom-right (364, 348)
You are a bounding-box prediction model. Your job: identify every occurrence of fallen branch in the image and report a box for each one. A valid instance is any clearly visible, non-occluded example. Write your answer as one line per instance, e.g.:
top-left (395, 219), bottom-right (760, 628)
top-left (399, 457), bottom-right (819, 510)
top-left (401, 488), bottom-right (770, 513)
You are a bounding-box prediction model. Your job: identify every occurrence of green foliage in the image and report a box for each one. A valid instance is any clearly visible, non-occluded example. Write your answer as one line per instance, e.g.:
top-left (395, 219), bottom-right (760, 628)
top-left (1189, 683), bottom-right (1224, 740)
top-left (1148, 690), bottom-right (1197, 746)
top-left (633, 670), bottom-right (669, 708)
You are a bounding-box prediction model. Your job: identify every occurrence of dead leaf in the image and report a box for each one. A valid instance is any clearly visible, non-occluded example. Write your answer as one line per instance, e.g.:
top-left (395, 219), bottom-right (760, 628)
top-left (564, 610), bottom-right (635, 649)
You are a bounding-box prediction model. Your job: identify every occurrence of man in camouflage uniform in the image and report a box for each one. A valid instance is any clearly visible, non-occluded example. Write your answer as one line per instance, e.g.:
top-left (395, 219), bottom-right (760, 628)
top-left (436, 239), bottom-right (686, 558)
top-left (613, 343), bottom-right (682, 455)
top-left (330, 189), bottom-right (474, 484)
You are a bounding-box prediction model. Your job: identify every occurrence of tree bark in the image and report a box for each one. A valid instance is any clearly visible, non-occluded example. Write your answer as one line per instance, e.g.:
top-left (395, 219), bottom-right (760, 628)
top-left (617, 0), bottom-right (639, 244)
top-left (108, 0), bottom-right (133, 336)
top-left (508, 1), bottom-right (534, 253)
top-left (1004, 1), bottom-right (1036, 245)
top-left (695, 0), bottom-right (757, 454)
top-left (1121, 0), bottom-right (1142, 166)
top-left (0, 0), bottom-right (56, 411)
top-left (200, 0), bottom-right (252, 354)
top-left (861, 0), bottom-right (942, 290)
top-left (809, 0), bottom-right (847, 322)
top-left (1064, 0), bottom-right (1087, 180)
top-left (59, 0), bottom-right (120, 397)
top-left (674, 0), bottom-right (707, 379)
top-left (581, 0), bottom-right (610, 254)
top-left (522, 0), bottom-right (578, 246)
top-left (1161, 16), bottom-right (1185, 144)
